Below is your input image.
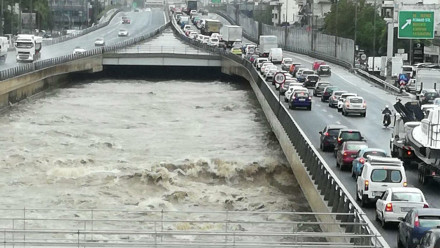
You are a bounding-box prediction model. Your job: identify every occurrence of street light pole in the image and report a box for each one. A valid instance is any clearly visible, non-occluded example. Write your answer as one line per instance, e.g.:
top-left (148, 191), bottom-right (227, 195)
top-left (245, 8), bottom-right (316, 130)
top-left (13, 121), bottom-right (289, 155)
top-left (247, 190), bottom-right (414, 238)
top-left (353, 0), bottom-right (357, 66)
top-left (372, 0), bottom-right (376, 72)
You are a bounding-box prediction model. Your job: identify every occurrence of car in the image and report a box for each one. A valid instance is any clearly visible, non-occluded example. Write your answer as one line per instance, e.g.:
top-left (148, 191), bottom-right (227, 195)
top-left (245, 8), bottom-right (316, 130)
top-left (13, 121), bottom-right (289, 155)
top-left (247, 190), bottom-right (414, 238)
top-left (192, 16), bottom-right (200, 24)
top-left (289, 91), bottom-right (312, 110)
top-left (94, 38), bottom-right (105, 46)
top-left (280, 80), bottom-right (300, 95)
top-left (260, 62), bottom-right (273, 73)
top-left (189, 31), bottom-right (198, 39)
top-left (352, 148), bottom-right (388, 179)
top-left (281, 58), bottom-right (293, 70)
top-left (342, 96), bottom-right (367, 117)
top-left (263, 65), bottom-right (277, 77)
top-left (118, 29), bottom-right (129, 37)
top-left (313, 81), bottom-right (331, 97)
top-left (398, 208), bottom-right (440, 248)
top-left (202, 36), bottom-right (210, 44)
top-left (313, 60), bottom-right (326, 71)
top-left (337, 93), bottom-right (357, 112)
top-left (297, 69), bottom-right (314, 82)
top-left (72, 47), bottom-right (86, 55)
top-left (303, 74), bottom-right (320, 88)
top-left (419, 89), bottom-right (440, 105)
top-left (356, 156), bottom-right (407, 207)
top-left (183, 24), bottom-right (192, 32)
top-left (285, 86), bottom-right (308, 102)
top-left (418, 228), bottom-right (440, 248)
top-left (376, 187), bottom-right (428, 228)
top-left (208, 37), bottom-right (219, 46)
top-left (196, 34), bottom-right (204, 42)
top-left (249, 54), bottom-right (259, 63)
top-left (317, 64), bottom-right (331, 76)
top-left (122, 17), bottom-right (131, 24)
top-left (256, 58), bottom-right (269, 70)
top-left (334, 129), bottom-right (364, 157)
top-left (231, 47), bottom-right (242, 55)
top-left (319, 124), bottom-right (347, 152)
top-left (265, 68), bottom-right (278, 82)
top-left (336, 141), bottom-right (368, 170)
top-left (190, 9), bottom-right (197, 16)
top-left (328, 90), bottom-right (347, 108)
top-left (321, 86), bottom-right (339, 102)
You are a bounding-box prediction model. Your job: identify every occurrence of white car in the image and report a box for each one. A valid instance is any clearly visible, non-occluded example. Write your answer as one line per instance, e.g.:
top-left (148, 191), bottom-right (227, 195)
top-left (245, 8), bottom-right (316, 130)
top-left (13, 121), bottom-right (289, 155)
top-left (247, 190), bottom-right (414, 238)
top-left (375, 187), bottom-right (428, 227)
top-left (72, 47), bottom-right (86, 55)
top-left (256, 58), bottom-right (268, 69)
top-left (263, 65), bottom-right (277, 77)
top-left (260, 62), bottom-right (273, 74)
top-left (285, 86), bottom-right (308, 102)
top-left (337, 93), bottom-right (357, 112)
top-left (196, 35), bottom-right (204, 43)
top-left (94, 38), bottom-right (105, 46)
top-left (118, 29), bottom-right (129, 37)
top-left (210, 33), bottom-right (220, 39)
top-left (202, 36), bottom-right (209, 44)
top-left (189, 32), bottom-right (198, 39)
top-left (265, 68), bottom-right (277, 81)
top-left (208, 37), bottom-right (219, 46)
top-left (183, 25), bottom-right (192, 32)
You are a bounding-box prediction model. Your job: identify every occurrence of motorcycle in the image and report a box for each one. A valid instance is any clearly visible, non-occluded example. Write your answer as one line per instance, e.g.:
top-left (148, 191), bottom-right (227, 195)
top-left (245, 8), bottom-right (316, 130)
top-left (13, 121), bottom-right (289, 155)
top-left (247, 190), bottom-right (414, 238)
top-left (399, 80), bottom-right (406, 94)
top-left (383, 112), bottom-right (391, 128)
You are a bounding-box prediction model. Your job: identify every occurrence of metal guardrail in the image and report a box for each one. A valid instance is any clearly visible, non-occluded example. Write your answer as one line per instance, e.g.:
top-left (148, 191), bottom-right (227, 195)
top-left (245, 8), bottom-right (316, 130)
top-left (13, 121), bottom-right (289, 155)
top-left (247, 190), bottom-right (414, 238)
top-left (0, 23), bottom-right (170, 81)
top-left (42, 9), bottom-right (121, 47)
top-left (110, 44), bottom-right (215, 55)
top-left (168, 12), bottom-right (389, 248)
top-left (355, 69), bottom-right (401, 93)
top-left (0, 208), bottom-right (380, 247)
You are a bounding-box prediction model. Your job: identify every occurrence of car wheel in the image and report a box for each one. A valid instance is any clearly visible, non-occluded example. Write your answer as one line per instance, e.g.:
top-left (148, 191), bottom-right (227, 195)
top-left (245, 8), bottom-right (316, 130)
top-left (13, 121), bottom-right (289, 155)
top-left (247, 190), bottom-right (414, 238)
top-left (351, 166), bottom-right (356, 178)
top-left (397, 236), bottom-right (404, 248)
top-left (360, 195), bottom-right (368, 207)
top-left (289, 104), bottom-right (292, 109)
top-left (308, 106), bottom-right (312, 111)
top-left (336, 160), bottom-right (339, 167)
top-left (363, 113), bottom-right (367, 117)
top-left (321, 97), bottom-right (324, 102)
top-left (381, 213), bottom-right (388, 229)
top-left (320, 143), bottom-right (323, 151)
top-left (375, 211), bottom-right (380, 221)
top-left (337, 108), bottom-right (341, 112)
top-left (355, 185), bottom-right (361, 201)
top-left (342, 110), bottom-right (346, 116)
top-left (284, 98), bottom-right (288, 103)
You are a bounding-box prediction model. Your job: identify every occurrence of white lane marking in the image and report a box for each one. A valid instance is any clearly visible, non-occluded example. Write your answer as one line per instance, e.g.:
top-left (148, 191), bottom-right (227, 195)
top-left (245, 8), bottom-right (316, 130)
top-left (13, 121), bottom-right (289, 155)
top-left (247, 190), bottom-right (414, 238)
top-left (328, 114), bottom-right (334, 118)
top-left (336, 121), bottom-right (341, 124)
top-left (322, 109), bottom-right (327, 112)
top-left (163, 12), bottom-right (166, 23)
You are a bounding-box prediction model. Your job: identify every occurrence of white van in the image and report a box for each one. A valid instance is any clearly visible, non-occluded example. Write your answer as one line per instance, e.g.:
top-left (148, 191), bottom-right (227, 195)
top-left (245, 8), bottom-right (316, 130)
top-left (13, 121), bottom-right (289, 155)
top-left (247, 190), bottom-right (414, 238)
top-left (356, 156), bottom-right (407, 207)
top-left (268, 48), bottom-right (283, 64)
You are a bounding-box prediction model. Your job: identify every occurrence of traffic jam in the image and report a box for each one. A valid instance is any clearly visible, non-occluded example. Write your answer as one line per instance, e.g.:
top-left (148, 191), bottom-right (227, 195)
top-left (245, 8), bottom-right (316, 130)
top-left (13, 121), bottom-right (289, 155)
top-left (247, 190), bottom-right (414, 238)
top-left (170, 3), bottom-right (440, 246)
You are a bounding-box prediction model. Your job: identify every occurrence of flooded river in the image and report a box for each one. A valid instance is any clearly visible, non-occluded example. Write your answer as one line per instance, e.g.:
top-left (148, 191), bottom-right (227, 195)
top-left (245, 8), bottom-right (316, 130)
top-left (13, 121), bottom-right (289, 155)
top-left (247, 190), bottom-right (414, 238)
top-left (0, 77), bottom-right (311, 216)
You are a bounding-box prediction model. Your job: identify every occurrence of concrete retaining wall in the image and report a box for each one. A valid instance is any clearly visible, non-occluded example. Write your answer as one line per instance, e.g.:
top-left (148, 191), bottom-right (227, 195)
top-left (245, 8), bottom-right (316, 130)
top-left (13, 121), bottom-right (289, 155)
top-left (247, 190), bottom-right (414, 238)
top-left (0, 55), bottom-right (103, 109)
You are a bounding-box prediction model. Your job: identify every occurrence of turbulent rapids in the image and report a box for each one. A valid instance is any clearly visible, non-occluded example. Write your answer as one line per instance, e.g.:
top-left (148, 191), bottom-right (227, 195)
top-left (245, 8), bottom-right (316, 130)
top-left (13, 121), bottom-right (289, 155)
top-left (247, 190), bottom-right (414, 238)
top-left (0, 79), bottom-right (311, 219)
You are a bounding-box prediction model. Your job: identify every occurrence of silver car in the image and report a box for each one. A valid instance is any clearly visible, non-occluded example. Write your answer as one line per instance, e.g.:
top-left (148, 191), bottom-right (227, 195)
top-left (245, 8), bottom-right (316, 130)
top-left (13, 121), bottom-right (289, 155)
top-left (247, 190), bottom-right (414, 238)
top-left (342, 96), bottom-right (366, 117)
top-left (328, 90), bottom-right (347, 108)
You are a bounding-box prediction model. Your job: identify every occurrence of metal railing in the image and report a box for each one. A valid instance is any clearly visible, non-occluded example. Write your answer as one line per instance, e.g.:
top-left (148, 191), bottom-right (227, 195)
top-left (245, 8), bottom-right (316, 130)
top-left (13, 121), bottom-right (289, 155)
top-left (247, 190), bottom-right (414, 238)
top-left (0, 23), bottom-right (170, 81)
top-left (355, 69), bottom-right (401, 93)
top-left (110, 44), bottom-right (215, 55)
top-left (168, 12), bottom-right (389, 248)
top-left (0, 208), bottom-right (380, 247)
top-left (42, 9), bottom-right (121, 47)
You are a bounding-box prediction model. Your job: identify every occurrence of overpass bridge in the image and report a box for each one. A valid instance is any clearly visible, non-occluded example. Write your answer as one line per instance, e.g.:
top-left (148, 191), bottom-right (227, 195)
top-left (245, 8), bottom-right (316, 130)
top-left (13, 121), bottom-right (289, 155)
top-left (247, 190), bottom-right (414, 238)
top-left (0, 7), bottom-right (391, 248)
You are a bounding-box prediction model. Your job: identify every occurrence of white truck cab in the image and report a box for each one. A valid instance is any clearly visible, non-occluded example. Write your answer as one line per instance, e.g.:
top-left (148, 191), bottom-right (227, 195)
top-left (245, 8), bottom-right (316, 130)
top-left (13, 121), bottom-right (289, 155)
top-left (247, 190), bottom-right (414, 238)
top-left (15, 34), bottom-right (42, 62)
top-left (356, 155), bottom-right (407, 207)
top-left (0, 36), bottom-right (9, 63)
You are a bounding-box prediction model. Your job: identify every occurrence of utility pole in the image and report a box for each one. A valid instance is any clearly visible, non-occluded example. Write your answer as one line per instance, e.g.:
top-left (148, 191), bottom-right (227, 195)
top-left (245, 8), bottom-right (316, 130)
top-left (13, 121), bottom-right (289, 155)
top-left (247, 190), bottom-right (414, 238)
top-left (0, 0), bottom-right (3, 36)
top-left (18, 0), bottom-right (21, 33)
top-left (354, 0), bottom-right (357, 66)
top-left (30, 0), bottom-right (33, 33)
top-left (372, 0), bottom-right (376, 72)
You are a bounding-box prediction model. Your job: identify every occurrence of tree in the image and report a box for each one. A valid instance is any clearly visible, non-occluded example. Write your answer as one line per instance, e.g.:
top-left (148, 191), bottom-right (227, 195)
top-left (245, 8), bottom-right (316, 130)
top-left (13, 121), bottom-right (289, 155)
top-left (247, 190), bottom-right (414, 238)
top-left (323, 0), bottom-right (386, 56)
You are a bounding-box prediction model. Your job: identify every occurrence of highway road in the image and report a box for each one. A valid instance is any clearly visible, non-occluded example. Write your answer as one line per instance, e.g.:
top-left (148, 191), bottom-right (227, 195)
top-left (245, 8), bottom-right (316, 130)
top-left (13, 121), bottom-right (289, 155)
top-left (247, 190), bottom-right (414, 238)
top-left (0, 8), bottom-right (167, 70)
top-left (198, 12), bottom-right (440, 248)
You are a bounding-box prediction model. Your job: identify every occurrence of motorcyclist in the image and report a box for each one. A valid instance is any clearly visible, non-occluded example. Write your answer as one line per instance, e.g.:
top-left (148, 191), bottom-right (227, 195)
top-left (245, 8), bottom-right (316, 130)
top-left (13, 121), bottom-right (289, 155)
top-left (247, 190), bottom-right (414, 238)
top-left (382, 105), bottom-right (392, 126)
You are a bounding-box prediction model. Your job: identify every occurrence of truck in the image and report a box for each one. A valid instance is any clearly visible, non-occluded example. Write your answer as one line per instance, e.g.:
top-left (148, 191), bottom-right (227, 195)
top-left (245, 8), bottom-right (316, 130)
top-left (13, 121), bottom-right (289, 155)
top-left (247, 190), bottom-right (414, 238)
top-left (186, 0), bottom-right (197, 14)
top-left (0, 36), bottom-right (9, 63)
top-left (413, 68), bottom-right (440, 93)
top-left (201, 19), bottom-right (222, 36)
top-left (15, 34), bottom-right (42, 62)
top-left (258, 35), bottom-right (277, 57)
top-left (367, 56), bottom-right (382, 72)
top-left (219, 25), bottom-right (242, 48)
top-left (391, 57), bottom-right (403, 79)
top-left (391, 100), bottom-right (424, 167)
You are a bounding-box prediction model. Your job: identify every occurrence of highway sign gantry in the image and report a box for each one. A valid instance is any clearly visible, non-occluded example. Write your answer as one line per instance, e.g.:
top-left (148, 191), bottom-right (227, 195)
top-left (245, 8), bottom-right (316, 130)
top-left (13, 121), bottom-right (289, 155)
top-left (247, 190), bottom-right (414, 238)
top-left (398, 11), bottom-right (435, 39)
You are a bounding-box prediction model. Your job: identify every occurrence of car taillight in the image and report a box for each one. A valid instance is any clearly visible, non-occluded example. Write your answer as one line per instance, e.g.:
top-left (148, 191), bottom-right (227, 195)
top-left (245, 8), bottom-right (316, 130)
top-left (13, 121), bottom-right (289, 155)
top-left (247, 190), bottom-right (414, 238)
top-left (346, 103), bottom-right (350, 107)
top-left (364, 180), bottom-right (369, 191)
top-left (414, 215), bottom-right (420, 227)
top-left (407, 150), bottom-right (412, 156)
top-left (324, 92), bottom-right (329, 96)
top-left (338, 138), bottom-right (342, 144)
top-left (292, 97), bottom-right (295, 100)
top-left (359, 158), bottom-right (365, 164)
top-left (324, 132), bottom-right (329, 136)
top-left (385, 203), bottom-right (393, 212)
top-left (424, 204), bottom-right (429, 208)
top-left (363, 102), bottom-right (367, 108)
top-left (343, 152), bottom-right (347, 157)
top-left (308, 97), bottom-right (312, 100)
top-left (403, 181), bottom-right (407, 187)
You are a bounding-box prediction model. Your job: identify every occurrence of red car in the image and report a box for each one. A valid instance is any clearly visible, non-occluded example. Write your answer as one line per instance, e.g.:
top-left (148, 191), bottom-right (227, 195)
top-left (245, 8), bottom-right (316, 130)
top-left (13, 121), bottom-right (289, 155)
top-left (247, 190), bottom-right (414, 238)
top-left (336, 141), bottom-right (368, 170)
top-left (312, 60), bottom-right (325, 71)
top-left (122, 18), bottom-right (131, 24)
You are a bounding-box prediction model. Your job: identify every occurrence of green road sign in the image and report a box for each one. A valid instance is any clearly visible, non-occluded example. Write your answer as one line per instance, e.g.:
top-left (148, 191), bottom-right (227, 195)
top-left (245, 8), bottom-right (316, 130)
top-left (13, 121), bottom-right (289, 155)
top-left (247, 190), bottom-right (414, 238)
top-left (133, 2), bottom-right (137, 8)
top-left (398, 11), bottom-right (435, 39)
top-left (211, 0), bottom-right (220, 3)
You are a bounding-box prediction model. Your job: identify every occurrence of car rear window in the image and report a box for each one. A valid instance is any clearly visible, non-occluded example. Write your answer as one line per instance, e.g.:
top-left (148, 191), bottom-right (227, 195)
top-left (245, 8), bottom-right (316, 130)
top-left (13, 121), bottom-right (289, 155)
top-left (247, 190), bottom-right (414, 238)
top-left (350, 98), bottom-right (363, 103)
top-left (391, 192), bottom-right (423, 202)
top-left (308, 76), bottom-right (319, 81)
top-left (426, 93), bottom-right (439, 98)
top-left (371, 169), bottom-right (402, 183)
top-left (419, 216), bottom-right (440, 228)
top-left (334, 91), bottom-right (345, 96)
top-left (346, 143), bottom-right (367, 151)
top-left (328, 129), bottom-right (340, 136)
top-left (340, 132), bottom-right (361, 140)
top-left (295, 92), bottom-right (309, 97)
top-left (363, 151), bottom-right (386, 158)
top-left (303, 71), bottom-right (314, 75)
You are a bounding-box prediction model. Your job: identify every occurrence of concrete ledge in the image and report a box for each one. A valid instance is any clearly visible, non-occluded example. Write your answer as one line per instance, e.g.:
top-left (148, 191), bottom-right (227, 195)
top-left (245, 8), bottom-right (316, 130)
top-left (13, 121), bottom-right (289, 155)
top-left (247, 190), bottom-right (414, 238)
top-left (0, 55), bottom-right (103, 109)
top-left (221, 56), bottom-right (347, 243)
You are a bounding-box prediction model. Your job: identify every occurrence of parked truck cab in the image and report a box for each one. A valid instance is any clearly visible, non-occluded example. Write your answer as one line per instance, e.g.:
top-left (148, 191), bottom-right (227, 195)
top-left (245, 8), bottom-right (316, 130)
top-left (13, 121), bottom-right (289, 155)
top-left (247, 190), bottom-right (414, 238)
top-left (15, 34), bottom-right (42, 62)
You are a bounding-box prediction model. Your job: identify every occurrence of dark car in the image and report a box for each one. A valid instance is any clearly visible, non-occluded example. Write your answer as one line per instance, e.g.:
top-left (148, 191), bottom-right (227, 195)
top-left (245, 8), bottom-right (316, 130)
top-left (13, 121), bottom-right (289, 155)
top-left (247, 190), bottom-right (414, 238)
top-left (321, 86), bottom-right (339, 102)
top-left (419, 89), bottom-right (440, 105)
top-left (303, 75), bottom-right (320, 88)
top-left (289, 91), bottom-right (312, 110)
top-left (317, 65), bottom-right (331, 76)
top-left (313, 82), bottom-right (331, 96)
top-left (336, 141), bottom-right (368, 170)
top-left (334, 129), bottom-right (364, 158)
top-left (418, 228), bottom-right (440, 248)
top-left (398, 208), bottom-right (440, 248)
top-left (319, 124), bottom-right (347, 151)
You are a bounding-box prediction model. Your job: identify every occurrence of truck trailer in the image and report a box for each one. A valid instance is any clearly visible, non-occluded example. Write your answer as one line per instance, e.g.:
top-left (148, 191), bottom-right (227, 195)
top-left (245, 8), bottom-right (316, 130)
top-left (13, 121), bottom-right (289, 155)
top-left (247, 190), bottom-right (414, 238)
top-left (219, 25), bottom-right (242, 48)
top-left (258, 35), bottom-right (277, 57)
top-left (201, 19), bottom-right (222, 36)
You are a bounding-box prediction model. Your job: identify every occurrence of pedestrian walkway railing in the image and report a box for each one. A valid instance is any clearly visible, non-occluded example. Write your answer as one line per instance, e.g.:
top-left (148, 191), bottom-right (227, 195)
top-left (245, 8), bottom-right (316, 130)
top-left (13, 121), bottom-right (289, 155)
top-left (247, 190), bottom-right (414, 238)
top-left (0, 208), bottom-right (380, 247)
top-left (168, 11), bottom-right (389, 248)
